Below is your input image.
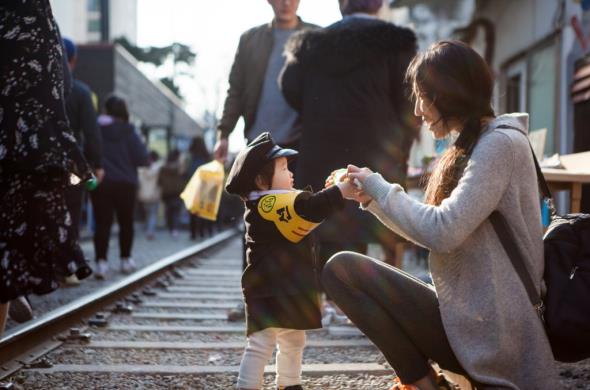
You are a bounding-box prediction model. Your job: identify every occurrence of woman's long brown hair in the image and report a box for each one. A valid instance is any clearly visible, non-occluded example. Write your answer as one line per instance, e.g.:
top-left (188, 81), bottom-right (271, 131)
top-left (405, 41), bottom-right (495, 205)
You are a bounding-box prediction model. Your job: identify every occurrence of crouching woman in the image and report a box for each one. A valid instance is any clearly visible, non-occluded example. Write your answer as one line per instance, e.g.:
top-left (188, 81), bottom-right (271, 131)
top-left (322, 41), bottom-right (558, 389)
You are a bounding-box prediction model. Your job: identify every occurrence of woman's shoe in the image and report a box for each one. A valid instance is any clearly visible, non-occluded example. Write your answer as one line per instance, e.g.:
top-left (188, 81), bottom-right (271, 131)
top-left (390, 377), bottom-right (419, 390)
top-left (435, 371), bottom-right (461, 390)
top-left (121, 258), bottom-right (137, 274)
top-left (95, 260), bottom-right (109, 280)
top-left (8, 296), bottom-right (33, 323)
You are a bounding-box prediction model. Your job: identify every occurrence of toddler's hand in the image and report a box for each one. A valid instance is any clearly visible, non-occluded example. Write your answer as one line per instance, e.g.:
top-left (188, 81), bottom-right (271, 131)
top-left (324, 168), bottom-right (347, 189)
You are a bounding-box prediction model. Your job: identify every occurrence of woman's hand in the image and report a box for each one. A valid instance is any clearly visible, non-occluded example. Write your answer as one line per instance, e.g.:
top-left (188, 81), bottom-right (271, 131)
top-left (346, 165), bottom-right (374, 205)
top-left (325, 169), bottom-right (357, 200)
top-left (346, 164), bottom-right (373, 184)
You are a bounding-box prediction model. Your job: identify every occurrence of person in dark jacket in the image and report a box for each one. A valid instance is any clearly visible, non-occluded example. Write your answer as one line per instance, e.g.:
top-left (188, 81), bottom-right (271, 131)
top-left (62, 37), bottom-right (103, 286)
top-left (225, 132), bottom-right (354, 390)
top-left (280, 0), bottom-right (419, 270)
top-left (63, 38), bottom-right (102, 178)
top-left (213, 0), bottom-right (317, 161)
top-left (214, 0), bottom-right (318, 323)
top-left (91, 95), bottom-right (148, 279)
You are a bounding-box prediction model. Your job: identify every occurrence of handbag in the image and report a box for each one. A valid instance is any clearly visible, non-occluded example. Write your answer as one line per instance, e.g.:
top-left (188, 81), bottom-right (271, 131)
top-left (489, 129), bottom-right (590, 362)
top-left (180, 160), bottom-right (225, 221)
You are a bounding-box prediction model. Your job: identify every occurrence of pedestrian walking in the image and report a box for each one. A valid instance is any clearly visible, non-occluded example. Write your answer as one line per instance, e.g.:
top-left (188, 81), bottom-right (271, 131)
top-left (280, 0), bottom-right (419, 272)
top-left (0, 0), bottom-right (93, 335)
top-left (158, 149), bottom-right (185, 238)
top-left (214, 0), bottom-right (318, 322)
top-left (213, 0), bottom-right (317, 162)
top-left (225, 132), bottom-right (355, 390)
top-left (62, 36), bottom-right (104, 286)
top-left (186, 137), bottom-right (214, 240)
top-left (138, 150), bottom-right (163, 240)
top-left (91, 95), bottom-right (149, 279)
top-left (323, 41), bottom-right (559, 389)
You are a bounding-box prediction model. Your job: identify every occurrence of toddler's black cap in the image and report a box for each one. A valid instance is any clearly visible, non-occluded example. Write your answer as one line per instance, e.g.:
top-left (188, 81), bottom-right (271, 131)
top-left (225, 132), bottom-right (297, 195)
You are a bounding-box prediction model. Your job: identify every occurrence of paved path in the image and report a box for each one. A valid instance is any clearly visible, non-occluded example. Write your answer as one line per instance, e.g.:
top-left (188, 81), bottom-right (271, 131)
top-left (5, 226), bottom-right (239, 333)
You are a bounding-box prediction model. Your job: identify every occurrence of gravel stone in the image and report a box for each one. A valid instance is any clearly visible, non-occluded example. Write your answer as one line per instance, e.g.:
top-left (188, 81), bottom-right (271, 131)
top-left (46, 346), bottom-right (382, 366)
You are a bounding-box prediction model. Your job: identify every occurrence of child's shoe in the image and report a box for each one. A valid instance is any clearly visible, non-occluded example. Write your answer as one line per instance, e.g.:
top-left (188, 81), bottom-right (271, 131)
top-left (277, 385), bottom-right (303, 390)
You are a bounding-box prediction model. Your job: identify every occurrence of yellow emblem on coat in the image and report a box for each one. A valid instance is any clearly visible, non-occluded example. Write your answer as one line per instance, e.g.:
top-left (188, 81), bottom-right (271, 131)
top-left (257, 191), bottom-right (320, 243)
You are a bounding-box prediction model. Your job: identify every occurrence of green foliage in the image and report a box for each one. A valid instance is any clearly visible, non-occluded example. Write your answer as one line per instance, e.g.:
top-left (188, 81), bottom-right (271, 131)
top-left (114, 37), bottom-right (196, 99)
top-left (159, 77), bottom-right (181, 97)
top-left (114, 37), bottom-right (196, 67)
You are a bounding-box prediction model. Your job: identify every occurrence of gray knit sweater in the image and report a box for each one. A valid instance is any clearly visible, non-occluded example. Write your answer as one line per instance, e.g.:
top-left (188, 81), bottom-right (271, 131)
top-left (362, 113), bottom-right (558, 389)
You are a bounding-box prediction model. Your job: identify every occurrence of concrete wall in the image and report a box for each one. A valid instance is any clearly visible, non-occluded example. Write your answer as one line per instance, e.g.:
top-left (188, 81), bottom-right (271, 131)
top-left (74, 44), bottom-right (201, 139)
top-left (479, 0), bottom-right (560, 72)
top-left (113, 46), bottom-right (200, 137)
top-left (51, 0), bottom-right (90, 42)
top-left (109, 0), bottom-right (138, 44)
top-left (74, 44), bottom-right (115, 102)
top-left (50, 0), bottom-right (137, 44)
top-left (478, 0), bottom-right (586, 155)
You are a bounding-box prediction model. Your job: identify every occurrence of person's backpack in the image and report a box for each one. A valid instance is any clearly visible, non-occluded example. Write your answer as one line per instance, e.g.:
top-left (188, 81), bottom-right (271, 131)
top-left (490, 126), bottom-right (590, 362)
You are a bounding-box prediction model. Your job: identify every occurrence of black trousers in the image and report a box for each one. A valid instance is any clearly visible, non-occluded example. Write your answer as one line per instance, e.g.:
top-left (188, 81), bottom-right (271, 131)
top-left (64, 184), bottom-right (84, 243)
top-left (189, 214), bottom-right (213, 239)
top-left (321, 251), bottom-right (468, 384)
top-left (162, 195), bottom-right (182, 233)
top-left (90, 181), bottom-right (137, 261)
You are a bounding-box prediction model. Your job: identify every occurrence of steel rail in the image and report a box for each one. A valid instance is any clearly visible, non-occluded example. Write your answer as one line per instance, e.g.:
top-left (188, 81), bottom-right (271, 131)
top-left (0, 228), bottom-right (239, 373)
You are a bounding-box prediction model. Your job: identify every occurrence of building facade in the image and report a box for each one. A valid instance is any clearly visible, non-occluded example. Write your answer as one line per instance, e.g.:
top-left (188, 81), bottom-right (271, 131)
top-left (50, 0), bottom-right (201, 155)
top-left (51, 0), bottom-right (138, 44)
top-left (389, 0), bottom-right (590, 211)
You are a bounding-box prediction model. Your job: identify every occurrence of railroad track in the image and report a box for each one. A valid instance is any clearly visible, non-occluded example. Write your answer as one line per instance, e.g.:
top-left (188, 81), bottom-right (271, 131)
top-left (1, 230), bottom-right (587, 389)
top-left (0, 230), bottom-right (400, 390)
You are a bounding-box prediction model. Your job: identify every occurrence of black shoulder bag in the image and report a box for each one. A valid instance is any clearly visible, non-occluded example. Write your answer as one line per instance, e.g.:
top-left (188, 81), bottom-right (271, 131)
top-left (489, 129), bottom-right (590, 362)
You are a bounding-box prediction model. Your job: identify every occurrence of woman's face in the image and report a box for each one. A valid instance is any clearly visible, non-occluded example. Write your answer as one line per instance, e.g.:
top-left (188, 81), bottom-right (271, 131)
top-left (414, 87), bottom-right (448, 139)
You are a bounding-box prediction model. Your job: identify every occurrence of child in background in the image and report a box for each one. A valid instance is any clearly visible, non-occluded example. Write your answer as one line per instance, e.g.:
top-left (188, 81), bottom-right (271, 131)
top-left (138, 150), bottom-right (163, 240)
top-left (225, 132), bottom-right (355, 390)
top-left (158, 149), bottom-right (185, 238)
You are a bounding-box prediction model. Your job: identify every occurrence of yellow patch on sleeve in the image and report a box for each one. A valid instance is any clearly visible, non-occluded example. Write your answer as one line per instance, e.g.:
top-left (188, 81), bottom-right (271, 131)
top-left (257, 191), bottom-right (321, 243)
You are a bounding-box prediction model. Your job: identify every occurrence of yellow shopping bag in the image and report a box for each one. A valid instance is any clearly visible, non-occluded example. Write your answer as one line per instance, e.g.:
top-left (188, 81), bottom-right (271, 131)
top-left (180, 160), bottom-right (225, 221)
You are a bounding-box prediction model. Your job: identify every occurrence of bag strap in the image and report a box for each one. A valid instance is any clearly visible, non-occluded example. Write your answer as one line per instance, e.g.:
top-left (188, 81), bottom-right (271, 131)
top-left (495, 125), bottom-right (553, 201)
top-left (489, 211), bottom-right (544, 313)
top-left (490, 124), bottom-right (546, 317)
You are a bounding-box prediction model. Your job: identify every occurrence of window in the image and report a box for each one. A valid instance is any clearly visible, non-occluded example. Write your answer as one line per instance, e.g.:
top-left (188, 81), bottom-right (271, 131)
top-left (87, 0), bottom-right (99, 12)
top-left (505, 61), bottom-right (527, 113)
top-left (88, 18), bottom-right (100, 33)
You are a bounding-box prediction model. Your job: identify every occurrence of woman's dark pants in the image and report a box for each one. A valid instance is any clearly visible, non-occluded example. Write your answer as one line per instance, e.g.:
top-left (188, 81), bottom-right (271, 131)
top-left (91, 181), bottom-right (137, 261)
top-left (321, 251), bottom-right (468, 384)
